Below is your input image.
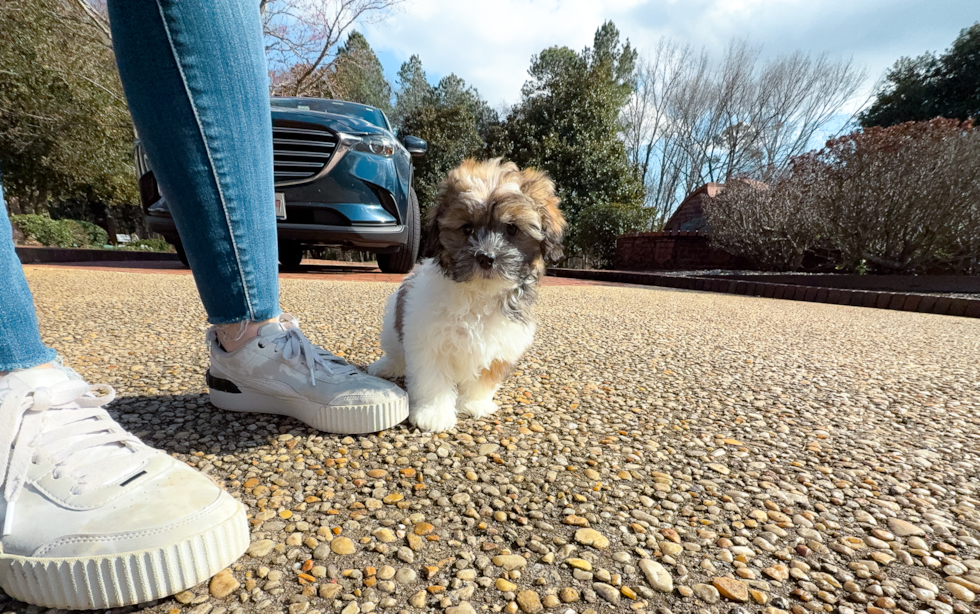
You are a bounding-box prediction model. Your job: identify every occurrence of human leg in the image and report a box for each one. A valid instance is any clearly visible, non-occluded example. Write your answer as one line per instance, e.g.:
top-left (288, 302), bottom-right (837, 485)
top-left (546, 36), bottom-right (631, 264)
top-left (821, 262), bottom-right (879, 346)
top-left (107, 0), bottom-right (278, 325)
top-left (0, 179), bottom-right (58, 373)
top-left (107, 0), bottom-right (407, 429)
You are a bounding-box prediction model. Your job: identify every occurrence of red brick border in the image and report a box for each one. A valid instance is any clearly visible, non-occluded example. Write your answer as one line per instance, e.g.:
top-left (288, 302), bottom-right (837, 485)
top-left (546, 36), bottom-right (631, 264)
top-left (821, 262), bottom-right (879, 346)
top-left (548, 269), bottom-right (980, 319)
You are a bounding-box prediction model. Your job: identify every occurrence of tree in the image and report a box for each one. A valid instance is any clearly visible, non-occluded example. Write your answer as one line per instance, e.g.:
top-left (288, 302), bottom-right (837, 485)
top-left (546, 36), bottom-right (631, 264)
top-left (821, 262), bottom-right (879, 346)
top-left (489, 21), bottom-right (645, 239)
top-left (860, 23), bottom-right (980, 127)
top-left (623, 37), bottom-right (866, 226)
top-left (330, 31), bottom-right (392, 114)
top-left (263, 0), bottom-right (403, 97)
top-left (0, 0), bottom-right (137, 215)
top-left (391, 55), bottom-right (429, 129)
top-left (574, 202), bottom-right (649, 269)
top-left (395, 66), bottom-right (493, 216)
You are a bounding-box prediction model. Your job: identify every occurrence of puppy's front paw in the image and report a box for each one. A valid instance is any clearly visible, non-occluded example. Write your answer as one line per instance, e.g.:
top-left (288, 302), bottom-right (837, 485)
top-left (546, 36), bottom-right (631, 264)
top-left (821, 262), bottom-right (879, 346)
top-left (368, 356), bottom-right (404, 379)
top-left (458, 399), bottom-right (499, 419)
top-left (410, 403), bottom-right (458, 433)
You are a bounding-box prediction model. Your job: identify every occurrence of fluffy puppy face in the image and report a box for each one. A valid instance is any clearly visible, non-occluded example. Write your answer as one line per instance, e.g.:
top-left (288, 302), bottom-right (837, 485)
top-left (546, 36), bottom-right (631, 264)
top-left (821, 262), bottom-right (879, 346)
top-left (423, 158), bottom-right (566, 286)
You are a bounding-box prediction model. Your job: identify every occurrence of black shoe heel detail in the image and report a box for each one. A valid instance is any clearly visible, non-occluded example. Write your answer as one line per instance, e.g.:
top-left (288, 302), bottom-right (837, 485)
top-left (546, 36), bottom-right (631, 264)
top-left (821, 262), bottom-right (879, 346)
top-left (207, 369), bottom-right (242, 393)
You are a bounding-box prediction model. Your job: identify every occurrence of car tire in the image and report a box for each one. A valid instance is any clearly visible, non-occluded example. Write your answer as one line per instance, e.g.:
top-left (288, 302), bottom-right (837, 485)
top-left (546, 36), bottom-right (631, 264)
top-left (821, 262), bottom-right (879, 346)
top-left (174, 240), bottom-right (189, 268)
top-left (278, 241), bottom-right (305, 270)
top-left (377, 188), bottom-right (420, 274)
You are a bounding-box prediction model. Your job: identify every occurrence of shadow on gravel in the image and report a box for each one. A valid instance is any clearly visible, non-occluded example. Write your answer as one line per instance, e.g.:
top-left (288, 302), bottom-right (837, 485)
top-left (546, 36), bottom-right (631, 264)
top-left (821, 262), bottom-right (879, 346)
top-left (105, 391), bottom-right (412, 457)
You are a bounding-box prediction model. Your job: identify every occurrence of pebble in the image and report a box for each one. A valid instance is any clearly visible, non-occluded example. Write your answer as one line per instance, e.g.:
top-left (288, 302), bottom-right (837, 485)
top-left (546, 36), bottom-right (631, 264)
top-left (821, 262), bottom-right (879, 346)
top-left (887, 518), bottom-right (925, 537)
top-left (395, 568), bottom-right (417, 584)
top-left (208, 570), bottom-right (239, 599)
top-left (574, 529), bottom-right (609, 549)
top-left (713, 577), bottom-right (749, 602)
top-left (693, 583), bottom-right (721, 604)
top-left (592, 583), bottom-right (620, 604)
top-left (516, 590), bottom-right (543, 613)
top-left (246, 540), bottom-right (275, 557)
top-left (447, 603), bottom-right (477, 614)
top-left (330, 537), bottom-right (355, 555)
top-left (638, 559), bottom-right (673, 592)
top-left (945, 582), bottom-right (976, 602)
top-left (372, 528), bottom-right (396, 543)
top-left (496, 579), bottom-right (517, 592)
top-left (493, 555), bottom-right (528, 570)
top-left (409, 591), bottom-right (426, 608)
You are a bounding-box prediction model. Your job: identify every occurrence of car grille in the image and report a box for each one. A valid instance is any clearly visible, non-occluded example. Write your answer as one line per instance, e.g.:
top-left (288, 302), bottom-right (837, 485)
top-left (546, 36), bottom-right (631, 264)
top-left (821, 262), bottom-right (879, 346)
top-left (273, 120), bottom-right (337, 184)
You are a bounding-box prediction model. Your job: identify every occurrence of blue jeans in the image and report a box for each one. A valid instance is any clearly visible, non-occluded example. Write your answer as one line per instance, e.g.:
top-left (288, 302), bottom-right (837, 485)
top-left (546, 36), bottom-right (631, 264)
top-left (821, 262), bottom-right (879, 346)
top-left (1, 0), bottom-right (279, 371)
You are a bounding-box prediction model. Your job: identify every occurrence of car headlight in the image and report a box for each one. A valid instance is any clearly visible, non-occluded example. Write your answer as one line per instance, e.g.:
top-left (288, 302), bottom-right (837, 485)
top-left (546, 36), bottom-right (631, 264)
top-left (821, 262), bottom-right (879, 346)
top-left (352, 134), bottom-right (397, 157)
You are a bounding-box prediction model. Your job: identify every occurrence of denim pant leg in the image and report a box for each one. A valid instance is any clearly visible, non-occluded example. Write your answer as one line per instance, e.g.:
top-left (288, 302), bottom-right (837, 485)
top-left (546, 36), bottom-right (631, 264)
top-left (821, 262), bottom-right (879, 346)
top-left (0, 179), bottom-right (59, 371)
top-left (107, 0), bottom-right (280, 325)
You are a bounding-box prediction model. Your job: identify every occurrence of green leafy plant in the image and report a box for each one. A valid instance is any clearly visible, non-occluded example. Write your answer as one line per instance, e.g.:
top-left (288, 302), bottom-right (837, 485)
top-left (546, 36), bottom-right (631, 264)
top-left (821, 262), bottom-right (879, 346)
top-left (573, 202), bottom-right (650, 268)
top-left (10, 214), bottom-right (78, 247)
top-left (10, 214), bottom-right (113, 248)
top-left (118, 237), bottom-right (174, 252)
top-left (74, 220), bottom-right (109, 247)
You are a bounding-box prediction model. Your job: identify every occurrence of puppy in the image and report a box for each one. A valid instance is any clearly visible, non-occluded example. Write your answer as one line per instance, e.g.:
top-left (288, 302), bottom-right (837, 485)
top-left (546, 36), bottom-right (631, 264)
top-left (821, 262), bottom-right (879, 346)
top-left (368, 158), bottom-right (566, 432)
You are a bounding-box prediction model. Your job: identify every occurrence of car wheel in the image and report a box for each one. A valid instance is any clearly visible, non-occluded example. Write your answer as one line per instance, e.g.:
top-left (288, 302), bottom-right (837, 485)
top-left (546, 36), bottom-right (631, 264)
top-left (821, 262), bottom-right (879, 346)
top-left (174, 240), bottom-right (189, 268)
top-left (279, 240), bottom-right (304, 270)
top-left (377, 188), bottom-right (420, 274)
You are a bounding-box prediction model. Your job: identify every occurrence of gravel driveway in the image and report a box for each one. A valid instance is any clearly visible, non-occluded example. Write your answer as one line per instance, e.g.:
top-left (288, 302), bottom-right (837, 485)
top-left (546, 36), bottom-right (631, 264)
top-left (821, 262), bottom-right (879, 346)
top-left (14, 267), bottom-right (980, 614)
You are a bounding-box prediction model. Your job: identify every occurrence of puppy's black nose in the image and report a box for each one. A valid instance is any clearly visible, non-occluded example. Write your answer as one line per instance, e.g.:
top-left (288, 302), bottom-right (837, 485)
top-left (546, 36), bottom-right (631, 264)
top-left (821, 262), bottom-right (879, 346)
top-left (477, 253), bottom-right (495, 270)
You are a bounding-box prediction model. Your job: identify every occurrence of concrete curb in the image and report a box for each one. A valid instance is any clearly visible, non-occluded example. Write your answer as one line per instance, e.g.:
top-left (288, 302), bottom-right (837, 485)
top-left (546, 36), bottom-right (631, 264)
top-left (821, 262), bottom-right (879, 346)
top-left (16, 246), bottom-right (179, 264)
top-left (548, 268), bottom-right (980, 319)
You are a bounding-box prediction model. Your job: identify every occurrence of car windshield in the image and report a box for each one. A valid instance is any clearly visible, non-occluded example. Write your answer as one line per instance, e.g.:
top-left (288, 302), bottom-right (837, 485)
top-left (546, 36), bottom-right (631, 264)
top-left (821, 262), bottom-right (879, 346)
top-left (271, 98), bottom-right (389, 130)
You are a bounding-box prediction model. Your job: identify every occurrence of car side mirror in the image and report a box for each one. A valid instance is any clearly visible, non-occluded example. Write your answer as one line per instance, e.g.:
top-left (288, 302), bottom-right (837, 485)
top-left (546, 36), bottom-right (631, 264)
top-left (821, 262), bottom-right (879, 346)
top-left (403, 136), bottom-right (427, 157)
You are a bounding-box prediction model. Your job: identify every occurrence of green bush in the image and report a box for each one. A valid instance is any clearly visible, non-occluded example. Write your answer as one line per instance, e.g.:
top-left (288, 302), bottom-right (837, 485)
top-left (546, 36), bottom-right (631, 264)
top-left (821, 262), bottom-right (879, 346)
top-left (9, 214), bottom-right (109, 248)
top-left (118, 238), bottom-right (174, 252)
top-left (10, 214), bottom-right (78, 247)
top-left (74, 220), bottom-right (108, 247)
top-left (573, 202), bottom-right (650, 268)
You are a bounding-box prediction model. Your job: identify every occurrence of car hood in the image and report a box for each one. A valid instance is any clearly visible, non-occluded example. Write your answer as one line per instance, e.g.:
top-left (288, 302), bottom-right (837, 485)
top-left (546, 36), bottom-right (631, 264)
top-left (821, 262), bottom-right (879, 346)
top-left (271, 108), bottom-right (389, 136)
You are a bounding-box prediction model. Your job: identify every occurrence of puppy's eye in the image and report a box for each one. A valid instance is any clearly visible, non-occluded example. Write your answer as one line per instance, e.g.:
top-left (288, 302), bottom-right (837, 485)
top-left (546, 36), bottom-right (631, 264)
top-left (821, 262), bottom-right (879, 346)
top-left (506, 224), bottom-right (519, 236)
top-left (461, 224), bottom-right (474, 236)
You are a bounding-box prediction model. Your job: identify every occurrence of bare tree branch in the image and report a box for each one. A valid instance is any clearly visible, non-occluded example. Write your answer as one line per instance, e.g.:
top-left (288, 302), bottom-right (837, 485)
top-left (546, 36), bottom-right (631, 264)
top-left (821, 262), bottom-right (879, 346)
top-left (262, 0), bottom-right (403, 97)
top-left (622, 36), bottom-right (867, 224)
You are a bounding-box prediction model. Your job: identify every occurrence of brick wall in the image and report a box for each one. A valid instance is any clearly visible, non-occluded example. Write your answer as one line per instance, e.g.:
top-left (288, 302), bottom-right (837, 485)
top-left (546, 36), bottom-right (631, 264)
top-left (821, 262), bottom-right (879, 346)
top-left (615, 231), bottom-right (748, 271)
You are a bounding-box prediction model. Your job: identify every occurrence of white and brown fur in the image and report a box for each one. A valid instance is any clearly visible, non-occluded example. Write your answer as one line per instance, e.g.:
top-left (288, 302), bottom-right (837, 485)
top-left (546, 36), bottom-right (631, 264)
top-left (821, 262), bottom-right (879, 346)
top-left (368, 158), bottom-right (566, 432)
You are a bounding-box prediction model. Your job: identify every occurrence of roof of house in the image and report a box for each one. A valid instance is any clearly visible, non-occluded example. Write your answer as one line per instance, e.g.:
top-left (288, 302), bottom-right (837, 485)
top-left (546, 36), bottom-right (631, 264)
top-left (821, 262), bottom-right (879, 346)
top-left (662, 183), bottom-right (724, 232)
top-left (663, 180), bottom-right (768, 232)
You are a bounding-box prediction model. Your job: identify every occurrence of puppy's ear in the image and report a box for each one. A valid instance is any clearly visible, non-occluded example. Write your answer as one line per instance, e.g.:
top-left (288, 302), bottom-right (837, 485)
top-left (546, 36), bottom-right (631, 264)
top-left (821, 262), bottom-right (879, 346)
top-left (420, 204), bottom-right (442, 258)
top-left (520, 168), bottom-right (567, 263)
top-left (422, 160), bottom-right (475, 261)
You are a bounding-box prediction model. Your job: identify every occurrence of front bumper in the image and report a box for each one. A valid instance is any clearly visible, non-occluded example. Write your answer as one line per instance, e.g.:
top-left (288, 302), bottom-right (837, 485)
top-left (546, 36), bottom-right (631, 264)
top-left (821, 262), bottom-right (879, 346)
top-left (146, 214), bottom-right (406, 250)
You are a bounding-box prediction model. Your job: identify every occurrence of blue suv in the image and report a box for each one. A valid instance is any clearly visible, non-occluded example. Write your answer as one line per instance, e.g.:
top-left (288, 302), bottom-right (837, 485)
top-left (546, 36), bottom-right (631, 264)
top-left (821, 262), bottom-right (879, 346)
top-left (138, 97), bottom-right (426, 273)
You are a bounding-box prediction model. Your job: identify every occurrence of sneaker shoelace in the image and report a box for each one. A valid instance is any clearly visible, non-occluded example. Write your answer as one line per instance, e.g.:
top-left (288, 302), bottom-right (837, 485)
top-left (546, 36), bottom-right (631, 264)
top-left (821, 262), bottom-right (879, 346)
top-left (263, 327), bottom-right (359, 386)
top-left (0, 380), bottom-right (153, 535)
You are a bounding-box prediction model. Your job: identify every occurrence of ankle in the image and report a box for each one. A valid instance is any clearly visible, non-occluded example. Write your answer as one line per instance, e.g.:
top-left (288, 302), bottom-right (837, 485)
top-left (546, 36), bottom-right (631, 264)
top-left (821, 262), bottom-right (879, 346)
top-left (1, 361), bottom-right (56, 377)
top-left (214, 318), bottom-right (283, 352)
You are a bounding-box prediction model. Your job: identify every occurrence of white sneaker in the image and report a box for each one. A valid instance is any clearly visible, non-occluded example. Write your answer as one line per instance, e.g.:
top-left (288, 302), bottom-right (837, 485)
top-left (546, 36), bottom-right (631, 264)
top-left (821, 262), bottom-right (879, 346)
top-left (0, 364), bottom-right (249, 610)
top-left (207, 314), bottom-right (408, 434)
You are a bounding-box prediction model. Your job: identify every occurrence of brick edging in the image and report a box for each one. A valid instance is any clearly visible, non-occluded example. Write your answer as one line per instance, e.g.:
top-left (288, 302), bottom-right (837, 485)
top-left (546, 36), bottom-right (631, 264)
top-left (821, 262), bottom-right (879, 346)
top-left (16, 246), bottom-right (179, 264)
top-left (547, 269), bottom-right (980, 319)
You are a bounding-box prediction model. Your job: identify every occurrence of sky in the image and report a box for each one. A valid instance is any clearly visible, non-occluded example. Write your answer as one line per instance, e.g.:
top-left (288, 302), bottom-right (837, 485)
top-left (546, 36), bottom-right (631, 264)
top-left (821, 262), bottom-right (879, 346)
top-left (363, 0), bottom-right (979, 114)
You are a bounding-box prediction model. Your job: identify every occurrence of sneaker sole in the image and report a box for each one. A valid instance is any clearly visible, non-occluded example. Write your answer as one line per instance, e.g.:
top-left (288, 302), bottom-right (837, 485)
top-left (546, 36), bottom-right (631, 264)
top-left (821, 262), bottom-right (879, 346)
top-left (207, 370), bottom-right (408, 434)
top-left (0, 503), bottom-right (249, 610)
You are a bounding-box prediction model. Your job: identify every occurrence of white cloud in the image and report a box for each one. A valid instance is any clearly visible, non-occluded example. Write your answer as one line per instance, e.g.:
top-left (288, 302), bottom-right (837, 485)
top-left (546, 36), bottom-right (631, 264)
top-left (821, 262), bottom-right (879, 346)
top-left (363, 0), bottom-right (977, 109)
